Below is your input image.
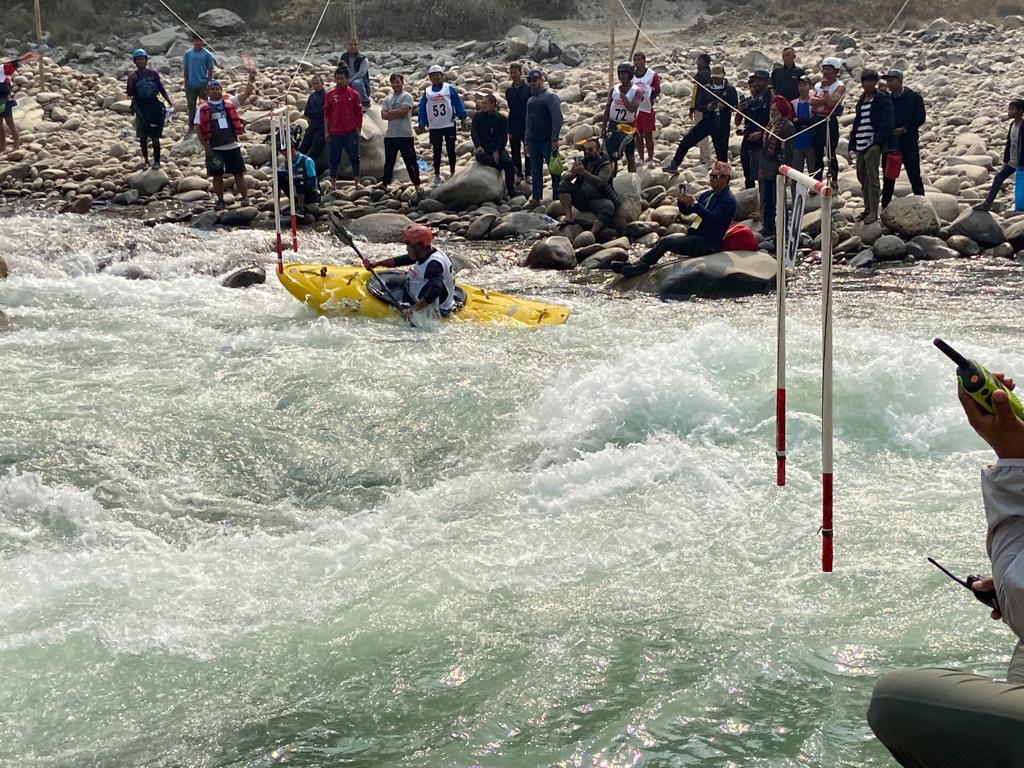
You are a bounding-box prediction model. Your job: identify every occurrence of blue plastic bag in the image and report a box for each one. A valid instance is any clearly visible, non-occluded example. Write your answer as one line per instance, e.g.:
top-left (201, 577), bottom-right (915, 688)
top-left (1015, 169), bottom-right (1024, 212)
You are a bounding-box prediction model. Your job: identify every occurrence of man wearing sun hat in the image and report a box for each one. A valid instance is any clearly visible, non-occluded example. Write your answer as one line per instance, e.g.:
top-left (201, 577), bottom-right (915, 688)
top-left (612, 160), bottom-right (738, 278)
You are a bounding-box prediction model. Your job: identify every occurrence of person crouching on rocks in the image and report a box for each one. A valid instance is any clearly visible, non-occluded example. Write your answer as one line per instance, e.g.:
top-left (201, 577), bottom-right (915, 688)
top-left (277, 136), bottom-right (319, 220)
top-left (612, 160), bottom-right (738, 278)
top-left (126, 48), bottom-right (173, 170)
top-left (195, 73), bottom-right (255, 210)
top-left (557, 138), bottom-right (617, 236)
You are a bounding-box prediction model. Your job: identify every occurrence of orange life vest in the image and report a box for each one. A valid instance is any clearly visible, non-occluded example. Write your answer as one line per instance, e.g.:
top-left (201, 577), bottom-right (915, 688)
top-left (198, 97), bottom-right (245, 143)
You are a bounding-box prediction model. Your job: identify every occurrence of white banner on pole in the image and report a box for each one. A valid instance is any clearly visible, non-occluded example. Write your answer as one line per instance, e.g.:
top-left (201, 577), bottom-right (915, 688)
top-left (785, 184), bottom-right (807, 269)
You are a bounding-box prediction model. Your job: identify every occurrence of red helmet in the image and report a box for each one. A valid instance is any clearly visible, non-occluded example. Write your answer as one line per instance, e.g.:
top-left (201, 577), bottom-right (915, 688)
top-left (402, 224), bottom-right (433, 247)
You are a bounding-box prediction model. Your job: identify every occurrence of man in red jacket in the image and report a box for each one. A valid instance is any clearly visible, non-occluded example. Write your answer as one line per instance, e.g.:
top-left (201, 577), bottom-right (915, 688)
top-left (324, 67), bottom-right (363, 188)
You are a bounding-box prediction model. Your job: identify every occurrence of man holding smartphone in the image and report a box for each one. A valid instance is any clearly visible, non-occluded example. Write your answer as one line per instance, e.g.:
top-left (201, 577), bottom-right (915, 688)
top-left (868, 374), bottom-right (1024, 766)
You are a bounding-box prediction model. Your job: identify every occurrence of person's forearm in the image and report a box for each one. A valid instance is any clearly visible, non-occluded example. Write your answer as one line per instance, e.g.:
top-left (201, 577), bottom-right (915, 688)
top-left (982, 463), bottom-right (1024, 638)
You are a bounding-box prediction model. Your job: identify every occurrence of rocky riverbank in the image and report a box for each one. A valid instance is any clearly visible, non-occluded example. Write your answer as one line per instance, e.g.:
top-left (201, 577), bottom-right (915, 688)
top-left (2, 14), bottom-right (1024, 297)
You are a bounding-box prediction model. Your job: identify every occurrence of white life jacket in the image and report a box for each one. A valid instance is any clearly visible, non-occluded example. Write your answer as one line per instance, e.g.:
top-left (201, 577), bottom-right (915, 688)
top-left (608, 84), bottom-right (639, 125)
top-left (425, 83), bottom-right (454, 130)
top-left (408, 248), bottom-right (456, 312)
top-left (632, 68), bottom-right (656, 113)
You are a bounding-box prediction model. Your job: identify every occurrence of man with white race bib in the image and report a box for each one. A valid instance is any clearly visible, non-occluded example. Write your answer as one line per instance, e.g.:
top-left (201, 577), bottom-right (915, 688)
top-left (631, 52), bottom-right (661, 167)
top-left (417, 65), bottom-right (468, 188)
top-left (603, 62), bottom-right (641, 173)
top-left (365, 224), bottom-right (457, 320)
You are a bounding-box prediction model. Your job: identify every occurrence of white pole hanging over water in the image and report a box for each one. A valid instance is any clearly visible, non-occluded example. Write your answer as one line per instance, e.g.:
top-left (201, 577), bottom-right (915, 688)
top-left (270, 116), bottom-right (284, 274)
top-left (775, 172), bottom-right (788, 487)
top-left (284, 111), bottom-right (299, 253)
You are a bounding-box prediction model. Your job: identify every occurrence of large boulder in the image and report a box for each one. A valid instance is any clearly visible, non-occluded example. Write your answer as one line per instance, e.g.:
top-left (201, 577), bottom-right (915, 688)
top-left (347, 212), bottom-right (414, 243)
top-left (492, 211), bottom-right (552, 239)
top-left (198, 8), bottom-right (245, 29)
top-left (739, 51), bottom-right (773, 72)
top-left (612, 173), bottom-right (642, 230)
top-left (924, 192), bottom-right (960, 222)
top-left (221, 265), bottom-right (266, 288)
top-left (218, 206), bottom-right (259, 226)
top-left (139, 26), bottom-right (184, 55)
top-left (947, 209), bottom-right (1006, 248)
top-left (126, 168), bottom-right (170, 196)
top-left (1006, 218), bottom-right (1024, 251)
top-left (466, 213), bottom-right (497, 240)
top-left (881, 196), bottom-right (940, 237)
top-left (524, 236), bottom-right (576, 269)
top-left (611, 251), bottom-right (776, 298)
top-left (431, 162), bottom-right (504, 208)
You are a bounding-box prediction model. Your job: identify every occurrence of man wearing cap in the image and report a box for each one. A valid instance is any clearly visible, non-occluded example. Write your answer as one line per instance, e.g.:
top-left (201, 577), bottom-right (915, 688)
top-left (126, 48), bottom-right (173, 170)
top-left (771, 47), bottom-right (805, 102)
top-left (810, 57), bottom-right (846, 187)
top-left (881, 68), bottom-right (926, 208)
top-left (524, 69), bottom-right (563, 205)
top-left (557, 137), bottom-right (617, 236)
top-left (612, 161), bottom-right (738, 278)
top-left (631, 52), bottom-right (661, 167)
top-left (417, 65), bottom-right (468, 188)
top-left (689, 53), bottom-right (714, 164)
top-left (662, 64), bottom-right (737, 173)
top-left (848, 69), bottom-right (893, 224)
top-left (194, 73), bottom-right (256, 210)
top-left (182, 32), bottom-right (215, 134)
top-left (736, 69), bottom-right (772, 191)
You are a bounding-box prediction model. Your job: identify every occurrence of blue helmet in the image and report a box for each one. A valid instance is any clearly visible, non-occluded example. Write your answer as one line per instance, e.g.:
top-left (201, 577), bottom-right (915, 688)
top-left (132, 48), bottom-right (148, 59)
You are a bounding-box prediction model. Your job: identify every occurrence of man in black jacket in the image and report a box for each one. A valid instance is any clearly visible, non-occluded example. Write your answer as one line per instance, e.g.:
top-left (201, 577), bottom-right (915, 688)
top-left (770, 47), bottom-right (805, 102)
top-left (881, 69), bottom-right (926, 207)
top-left (663, 64), bottom-right (737, 171)
top-left (848, 69), bottom-right (893, 223)
top-left (471, 94), bottom-right (516, 198)
top-left (505, 63), bottom-right (531, 181)
top-left (736, 69), bottom-right (772, 190)
top-left (299, 75), bottom-right (327, 173)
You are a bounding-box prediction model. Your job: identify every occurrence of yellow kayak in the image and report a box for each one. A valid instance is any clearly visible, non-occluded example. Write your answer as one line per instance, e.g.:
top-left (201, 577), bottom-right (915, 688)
top-left (279, 263), bottom-right (571, 325)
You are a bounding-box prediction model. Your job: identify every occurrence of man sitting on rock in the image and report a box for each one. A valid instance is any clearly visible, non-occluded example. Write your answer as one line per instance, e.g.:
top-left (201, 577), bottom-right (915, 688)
top-left (194, 73), bottom-right (255, 211)
top-left (975, 98), bottom-right (1024, 212)
top-left (276, 137), bottom-right (319, 220)
top-left (612, 161), bottom-right (738, 278)
top-left (338, 38), bottom-right (371, 110)
top-left (471, 94), bottom-right (516, 199)
top-left (557, 138), bottom-right (617, 236)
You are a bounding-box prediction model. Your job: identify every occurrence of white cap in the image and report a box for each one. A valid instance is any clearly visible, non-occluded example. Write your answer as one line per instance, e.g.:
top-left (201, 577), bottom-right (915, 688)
top-left (428, 65), bottom-right (444, 74)
top-left (822, 56), bottom-right (843, 69)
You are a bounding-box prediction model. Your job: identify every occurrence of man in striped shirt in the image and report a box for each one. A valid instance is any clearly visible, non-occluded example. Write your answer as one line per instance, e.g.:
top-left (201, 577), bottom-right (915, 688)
top-left (848, 69), bottom-right (893, 224)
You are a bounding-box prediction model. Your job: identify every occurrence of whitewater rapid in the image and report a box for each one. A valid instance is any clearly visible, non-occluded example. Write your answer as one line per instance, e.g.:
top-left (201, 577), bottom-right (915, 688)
top-left (1, 211), bottom-right (1020, 767)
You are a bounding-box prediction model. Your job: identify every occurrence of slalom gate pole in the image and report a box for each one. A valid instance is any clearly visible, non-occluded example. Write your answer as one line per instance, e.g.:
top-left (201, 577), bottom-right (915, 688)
top-left (607, 0), bottom-right (615, 88)
top-left (270, 117), bottom-right (284, 274)
top-left (34, 0), bottom-right (44, 85)
top-left (284, 110), bottom-right (299, 252)
top-left (775, 171), bottom-right (787, 486)
top-left (820, 162), bottom-right (835, 573)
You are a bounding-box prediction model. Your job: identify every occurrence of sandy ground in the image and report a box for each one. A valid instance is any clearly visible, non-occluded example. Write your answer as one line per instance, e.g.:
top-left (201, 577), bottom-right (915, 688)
top-left (526, 0), bottom-right (710, 48)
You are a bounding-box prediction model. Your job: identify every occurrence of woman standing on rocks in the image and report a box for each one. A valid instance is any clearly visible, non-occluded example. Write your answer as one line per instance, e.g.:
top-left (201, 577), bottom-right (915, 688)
top-left (126, 49), bottom-right (173, 170)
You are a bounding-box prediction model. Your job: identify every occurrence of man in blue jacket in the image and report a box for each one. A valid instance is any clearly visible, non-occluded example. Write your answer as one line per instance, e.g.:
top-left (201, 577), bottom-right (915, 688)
top-left (417, 65), bottom-right (467, 187)
top-left (524, 68), bottom-right (562, 204)
top-left (612, 161), bottom-right (738, 278)
top-left (298, 75), bottom-right (327, 173)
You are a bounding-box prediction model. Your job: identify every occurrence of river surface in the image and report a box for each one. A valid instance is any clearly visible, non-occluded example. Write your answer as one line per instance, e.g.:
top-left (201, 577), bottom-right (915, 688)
top-left (2, 211), bottom-right (1022, 767)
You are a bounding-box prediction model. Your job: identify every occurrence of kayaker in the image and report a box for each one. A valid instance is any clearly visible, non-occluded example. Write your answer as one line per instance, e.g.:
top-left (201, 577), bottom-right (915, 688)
top-left (365, 224), bottom-right (456, 320)
top-left (126, 48), bottom-right (173, 170)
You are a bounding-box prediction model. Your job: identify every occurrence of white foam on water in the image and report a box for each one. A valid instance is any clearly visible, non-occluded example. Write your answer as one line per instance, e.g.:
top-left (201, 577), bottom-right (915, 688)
top-left (0, 212), bottom-right (1019, 766)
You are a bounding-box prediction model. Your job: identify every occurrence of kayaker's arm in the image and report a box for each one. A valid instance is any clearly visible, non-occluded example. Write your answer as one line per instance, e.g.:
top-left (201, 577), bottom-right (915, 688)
top-left (367, 255), bottom-right (415, 269)
top-left (408, 261), bottom-right (445, 313)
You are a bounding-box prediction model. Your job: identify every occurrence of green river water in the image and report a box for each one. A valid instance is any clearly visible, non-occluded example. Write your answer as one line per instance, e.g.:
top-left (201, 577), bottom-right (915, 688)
top-left (1, 212), bottom-right (1022, 767)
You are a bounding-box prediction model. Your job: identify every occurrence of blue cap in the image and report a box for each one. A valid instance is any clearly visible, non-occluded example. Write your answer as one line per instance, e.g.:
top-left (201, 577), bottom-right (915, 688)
top-left (132, 48), bottom-right (148, 59)
top-left (207, 79), bottom-right (222, 88)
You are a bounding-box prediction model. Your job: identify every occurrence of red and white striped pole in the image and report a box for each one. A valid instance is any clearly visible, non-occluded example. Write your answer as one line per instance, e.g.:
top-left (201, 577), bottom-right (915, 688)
top-left (270, 116), bottom-right (284, 274)
top-left (820, 176), bottom-right (835, 573)
top-left (284, 109), bottom-right (299, 253)
top-left (775, 170), bottom-right (787, 486)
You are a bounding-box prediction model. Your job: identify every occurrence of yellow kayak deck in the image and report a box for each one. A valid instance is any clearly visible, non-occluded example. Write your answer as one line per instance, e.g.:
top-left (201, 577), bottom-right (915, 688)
top-left (279, 263), bottom-right (570, 326)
